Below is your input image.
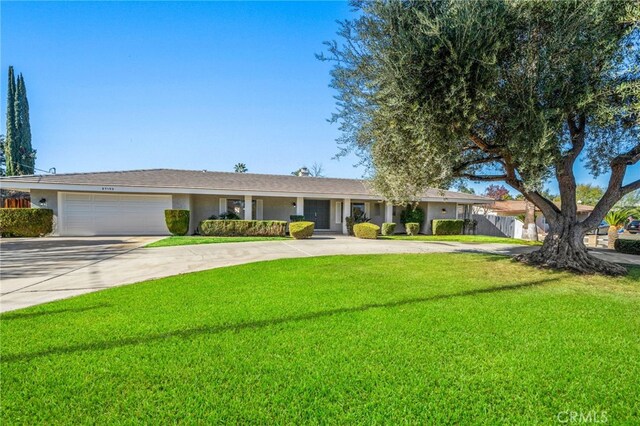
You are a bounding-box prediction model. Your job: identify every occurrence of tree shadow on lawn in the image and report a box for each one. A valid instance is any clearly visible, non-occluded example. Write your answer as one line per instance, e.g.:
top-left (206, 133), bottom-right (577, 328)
top-left (1, 303), bottom-right (111, 321)
top-left (1, 278), bottom-right (558, 364)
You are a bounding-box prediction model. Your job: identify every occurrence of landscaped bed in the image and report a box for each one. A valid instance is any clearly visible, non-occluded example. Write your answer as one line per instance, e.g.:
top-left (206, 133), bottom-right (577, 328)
top-left (1, 253), bottom-right (638, 423)
top-left (381, 234), bottom-right (543, 245)
top-left (146, 235), bottom-right (291, 247)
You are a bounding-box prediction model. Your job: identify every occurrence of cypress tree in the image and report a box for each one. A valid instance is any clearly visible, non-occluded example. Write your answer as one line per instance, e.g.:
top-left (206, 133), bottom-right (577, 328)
top-left (0, 134), bottom-right (6, 176)
top-left (15, 74), bottom-right (34, 174)
top-left (4, 66), bottom-right (17, 176)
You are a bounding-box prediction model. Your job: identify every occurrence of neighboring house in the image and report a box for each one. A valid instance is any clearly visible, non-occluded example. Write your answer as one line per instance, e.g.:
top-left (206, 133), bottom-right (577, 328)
top-left (476, 200), bottom-right (595, 237)
top-left (0, 169), bottom-right (490, 236)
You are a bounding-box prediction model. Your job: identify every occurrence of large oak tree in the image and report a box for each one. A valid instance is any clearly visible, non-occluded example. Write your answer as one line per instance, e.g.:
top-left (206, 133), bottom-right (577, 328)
top-left (323, 0), bottom-right (639, 275)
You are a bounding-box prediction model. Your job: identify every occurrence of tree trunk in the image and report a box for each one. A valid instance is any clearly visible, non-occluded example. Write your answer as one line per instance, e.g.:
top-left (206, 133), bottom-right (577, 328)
top-left (607, 226), bottom-right (618, 250)
top-left (515, 217), bottom-right (626, 276)
top-left (522, 200), bottom-right (537, 241)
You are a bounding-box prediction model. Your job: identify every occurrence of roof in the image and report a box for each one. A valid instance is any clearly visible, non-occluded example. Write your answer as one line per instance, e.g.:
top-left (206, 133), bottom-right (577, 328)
top-left (0, 168), bottom-right (491, 203)
top-left (489, 200), bottom-right (595, 214)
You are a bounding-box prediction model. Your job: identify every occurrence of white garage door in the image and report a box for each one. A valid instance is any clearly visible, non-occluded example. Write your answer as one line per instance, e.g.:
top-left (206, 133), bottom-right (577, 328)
top-left (60, 192), bottom-right (172, 236)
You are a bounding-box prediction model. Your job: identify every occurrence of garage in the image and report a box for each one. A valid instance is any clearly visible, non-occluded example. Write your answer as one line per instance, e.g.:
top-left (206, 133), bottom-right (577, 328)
top-left (59, 192), bottom-right (171, 236)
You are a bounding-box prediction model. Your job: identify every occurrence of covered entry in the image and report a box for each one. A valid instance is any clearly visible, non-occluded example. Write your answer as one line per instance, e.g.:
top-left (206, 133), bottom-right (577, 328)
top-left (303, 199), bottom-right (330, 230)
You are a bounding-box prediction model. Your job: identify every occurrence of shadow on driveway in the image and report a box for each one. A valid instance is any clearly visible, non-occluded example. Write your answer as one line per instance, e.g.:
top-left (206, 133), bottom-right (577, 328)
top-left (0, 238), bottom-right (145, 285)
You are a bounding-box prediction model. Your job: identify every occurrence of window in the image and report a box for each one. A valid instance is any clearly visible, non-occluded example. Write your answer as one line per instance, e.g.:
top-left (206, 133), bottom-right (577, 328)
top-left (227, 199), bottom-right (244, 216)
top-left (352, 203), bottom-right (365, 217)
top-left (373, 203), bottom-right (382, 217)
top-left (226, 199), bottom-right (257, 219)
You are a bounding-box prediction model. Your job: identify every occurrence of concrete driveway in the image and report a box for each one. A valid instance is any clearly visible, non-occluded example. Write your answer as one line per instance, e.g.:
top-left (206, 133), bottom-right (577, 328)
top-left (1, 237), bottom-right (158, 312)
top-left (1, 236), bottom-right (637, 313)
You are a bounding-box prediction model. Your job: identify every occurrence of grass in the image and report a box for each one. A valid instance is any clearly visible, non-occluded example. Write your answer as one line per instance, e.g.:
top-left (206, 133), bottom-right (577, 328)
top-left (1, 253), bottom-right (638, 424)
top-left (146, 235), bottom-right (290, 247)
top-left (381, 234), bottom-right (543, 245)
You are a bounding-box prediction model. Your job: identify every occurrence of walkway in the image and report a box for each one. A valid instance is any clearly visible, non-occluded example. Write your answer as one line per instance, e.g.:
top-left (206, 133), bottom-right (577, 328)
top-left (1, 235), bottom-right (636, 312)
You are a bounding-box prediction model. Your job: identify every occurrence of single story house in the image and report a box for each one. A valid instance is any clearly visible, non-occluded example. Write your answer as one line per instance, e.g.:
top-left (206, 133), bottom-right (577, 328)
top-left (0, 169), bottom-right (490, 236)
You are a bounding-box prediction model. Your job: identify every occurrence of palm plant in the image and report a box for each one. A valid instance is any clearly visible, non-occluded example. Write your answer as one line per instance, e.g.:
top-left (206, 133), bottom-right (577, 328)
top-left (234, 163), bottom-right (248, 173)
top-left (604, 209), bottom-right (631, 249)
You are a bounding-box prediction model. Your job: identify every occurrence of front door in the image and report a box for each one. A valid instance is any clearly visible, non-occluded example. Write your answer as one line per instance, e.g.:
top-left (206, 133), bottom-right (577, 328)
top-left (304, 200), bottom-right (330, 230)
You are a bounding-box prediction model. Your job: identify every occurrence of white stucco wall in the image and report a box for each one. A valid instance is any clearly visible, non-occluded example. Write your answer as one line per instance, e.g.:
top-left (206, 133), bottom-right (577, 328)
top-left (171, 194), bottom-right (191, 210)
top-left (190, 195), bottom-right (220, 232)
top-left (262, 197), bottom-right (297, 223)
top-left (425, 202), bottom-right (458, 234)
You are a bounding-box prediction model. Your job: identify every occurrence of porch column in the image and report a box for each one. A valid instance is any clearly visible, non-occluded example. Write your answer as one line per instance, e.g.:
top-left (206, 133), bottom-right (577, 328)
top-left (385, 202), bottom-right (393, 223)
top-left (244, 195), bottom-right (252, 220)
top-left (219, 198), bottom-right (227, 215)
top-left (296, 197), bottom-right (304, 217)
top-left (342, 198), bottom-right (351, 235)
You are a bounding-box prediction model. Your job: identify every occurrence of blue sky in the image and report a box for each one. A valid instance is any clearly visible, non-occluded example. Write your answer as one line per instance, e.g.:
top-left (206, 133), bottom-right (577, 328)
top-left (1, 1), bottom-right (635, 195)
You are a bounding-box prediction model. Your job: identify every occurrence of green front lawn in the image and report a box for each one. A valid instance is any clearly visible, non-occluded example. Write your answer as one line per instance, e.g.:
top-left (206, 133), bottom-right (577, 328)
top-left (2, 254), bottom-right (638, 423)
top-left (146, 235), bottom-right (290, 247)
top-left (381, 234), bottom-right (543, 245)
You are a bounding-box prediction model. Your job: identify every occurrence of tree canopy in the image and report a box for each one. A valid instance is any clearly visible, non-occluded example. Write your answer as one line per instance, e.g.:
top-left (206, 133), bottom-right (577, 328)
top-left (323, 0), bottom-right (639, 275)
top-left (4, 67), bottom-right (35, 176)
top-left (484, 184), bottom-right (513, 200)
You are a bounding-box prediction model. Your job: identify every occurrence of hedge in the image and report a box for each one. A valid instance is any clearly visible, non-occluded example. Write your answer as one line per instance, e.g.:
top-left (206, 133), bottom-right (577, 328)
top-left (400, 205), bottom-right (425, 226)
top-left (200, 220), bottom-right (287, 237)
top-left (0, 208), bottom-right (53, 237)
top-left (354, 223), bottom-right (380, 239)
top-left (405, 222), bottom-right (420, 236)
top-left (289, 215), bottom-right (305, 222)
top-left (164, 209), bottom-right (190, 236)
top-left (432, 219), bottom-right (464, 235)
top-left (614, 239), bottom-right (640, 255)
top-left (381, 222), bottom-right (396, 236)
top-left (289, 221), bottom-right (314, 239)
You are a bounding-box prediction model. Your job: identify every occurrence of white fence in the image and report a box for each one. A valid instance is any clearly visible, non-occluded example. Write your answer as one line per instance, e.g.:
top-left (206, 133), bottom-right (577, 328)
top-left (472, 214), bottom-right (519, 238)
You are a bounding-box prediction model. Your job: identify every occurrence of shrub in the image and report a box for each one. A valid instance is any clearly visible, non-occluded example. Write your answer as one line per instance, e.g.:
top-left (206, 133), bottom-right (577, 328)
top-left (405, 222), bottom-right (420, 236)
top-left (354, 223), bottom-right (380, 239)
top-left (463, 219), bottom-right (478, 235)
top-left (0, 208), bottom-right (53, 237)
top-left (614, 239), bottom-right (640, 255)
top-left (289, 221), bottom-right (314, 239)
top-left (164, 209), bottom-right (190, 236)
top-left (345, 212), bottom-right (370, 236)
top-left (432, 219), bottom-right (464, 235)
top-left (400, 205), bottom-right (425, 226)
top-left (289, 215), bottom-right (305, 222)
top-left (199, 220), bottom-right (286, 237)
top-left (381, 222), bottom-right (396, 236)
top-left (218, 211), bottom-right (241, 220)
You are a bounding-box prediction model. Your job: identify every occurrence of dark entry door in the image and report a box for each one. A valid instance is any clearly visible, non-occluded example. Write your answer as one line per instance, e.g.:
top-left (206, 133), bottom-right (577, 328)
top-left (304, 200), bottom-right (330, 230)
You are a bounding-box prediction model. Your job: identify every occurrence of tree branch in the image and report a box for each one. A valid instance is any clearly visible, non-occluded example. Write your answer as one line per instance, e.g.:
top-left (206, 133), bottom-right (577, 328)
top-left (466, 133), bottom-right (561, 221)
top-left (581, 141), bottom-right (640, 231)
top-left (565, 113), bottom-right (586, 162)
top-left (454, 156), bottom-right (504, 174)
top-left (621, 178), bottom-right (640, 195)
top-left (460, 173), bottom-right (508, 181)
